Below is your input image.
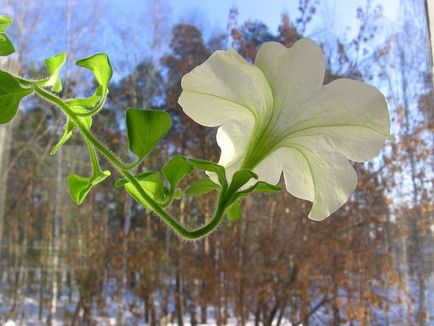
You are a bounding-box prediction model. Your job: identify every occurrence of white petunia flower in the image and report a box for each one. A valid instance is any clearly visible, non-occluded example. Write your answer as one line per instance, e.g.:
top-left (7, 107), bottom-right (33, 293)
top-left (179, 39), bottom-right (392, 220)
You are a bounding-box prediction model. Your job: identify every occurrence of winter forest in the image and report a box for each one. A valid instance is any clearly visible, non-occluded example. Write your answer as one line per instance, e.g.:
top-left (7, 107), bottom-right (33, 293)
top-left (0, 0), bottom-right (433, 325)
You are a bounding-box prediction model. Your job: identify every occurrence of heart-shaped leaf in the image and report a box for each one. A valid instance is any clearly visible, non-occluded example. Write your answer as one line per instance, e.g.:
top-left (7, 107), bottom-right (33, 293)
top-left (126, 108), bottom-right (172, 159)
top-left (185, 178), bottom-right (220, 196)
top-left (68, 170), bottom-right (111, 205)
top-left (0, 71), bottom-right (33, 124)
top-left (0, 16), bottom-right (13, 32)
top-left (0, 33), bottom-right (14, 56)
top-left (76, 53), bottom-right (112, 95)
top-left (44, 52), bottom-right (67, 92)
top-left (162, 155), bottom-right (192, 191)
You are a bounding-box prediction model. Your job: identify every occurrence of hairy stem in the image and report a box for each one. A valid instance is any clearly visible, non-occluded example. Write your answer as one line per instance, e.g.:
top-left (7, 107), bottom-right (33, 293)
top-left (85, 139), bottom-right (101, 174)
top-left (33, 85), bottom-right (229, 240)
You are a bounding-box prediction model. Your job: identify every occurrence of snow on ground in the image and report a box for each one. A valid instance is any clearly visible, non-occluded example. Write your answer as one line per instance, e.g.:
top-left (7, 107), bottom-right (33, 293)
top-left (1, 274), bottom-right (433, 325)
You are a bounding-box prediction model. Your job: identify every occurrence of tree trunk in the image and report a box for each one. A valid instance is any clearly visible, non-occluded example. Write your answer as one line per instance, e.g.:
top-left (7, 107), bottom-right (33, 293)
top-left (144, 293), bottom-right (149, 324)
top-left (175, 272), bottom-right (184, 326)
top-left (0, 123), bottom-right (12, 250)
top-left (254, 303), bottom-right (261, 326)
top-left (276, 303), bottom-right (286, 326)
top-left (239, 278), bottom-right (245, 326)
top-left (200, 299), bottom-right (207, 324)
top-left (48, 146), bottom-right (62, 325)
top-left (190, 298), bottom-right (197, 326)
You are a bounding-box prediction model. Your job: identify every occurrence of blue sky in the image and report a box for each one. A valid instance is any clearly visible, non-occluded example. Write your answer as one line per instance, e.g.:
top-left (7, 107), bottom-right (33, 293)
top-left (1, 0), bottom-right (401, 84)
top-left (1, 0), bottom-right (400, 69)
top-left (168, 0), bottom-right (399, 34)
top-left (108, 0), bottom-right (399, 34)
top-left (101, 0), bottom-right (400, 64)
top-left (169, 0), bottom-right (399, 39)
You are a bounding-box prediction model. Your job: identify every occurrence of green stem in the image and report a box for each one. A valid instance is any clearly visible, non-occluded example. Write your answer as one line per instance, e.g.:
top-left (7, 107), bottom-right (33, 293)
top-left (17, 75), bottom-right (140, 170)
top-left (34, 86), bottom-right (135, 171)
top-left (123, 170), bottom-right (229, 239)
top-left (15, 75), bottom-right (49, 88)
top-left (33, 85), bottom-right (229, 240)
top-left (84, 138), bottom-right (101, 174)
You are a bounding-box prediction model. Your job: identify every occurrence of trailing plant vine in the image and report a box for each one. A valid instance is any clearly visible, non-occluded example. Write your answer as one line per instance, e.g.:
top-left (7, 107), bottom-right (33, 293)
top-left (0, 15), bottom-right (279, 240)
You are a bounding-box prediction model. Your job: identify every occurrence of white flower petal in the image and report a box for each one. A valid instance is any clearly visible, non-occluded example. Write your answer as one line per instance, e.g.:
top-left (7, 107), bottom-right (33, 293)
top-left (179, 48), bottom-right (273, 127)
top-left (251, 149), bottom-right (284, 185)
top-left (283, 79), bottom-right (391, 161)
top-left (216, 119), bottom-right (254, 169)
top-left (275, 148), bottom-right (315, 202)
top-left (205, 119), bottom-right (253, 185)
top-left (177, 39), bottom-right (390, 223)
top-left (254, 39), bottom-right (325, 109)
top-left (216, 121), bottom-right (283, 186)
top-left (281, 146), bottom-right (357, 221)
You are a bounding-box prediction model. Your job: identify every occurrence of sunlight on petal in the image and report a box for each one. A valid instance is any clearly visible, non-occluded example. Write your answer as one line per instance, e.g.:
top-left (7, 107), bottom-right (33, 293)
top-left (179, 48), bottom-right (273, 126)
top-left (282, 147), bottom-right (357, 220)
top-left (255, 39), bottom-right (325, 109)
top-left (179, 38), bottom-right (391, 220)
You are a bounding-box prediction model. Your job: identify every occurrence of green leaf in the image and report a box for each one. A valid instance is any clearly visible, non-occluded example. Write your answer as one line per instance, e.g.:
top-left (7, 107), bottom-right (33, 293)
top-left (122, 172), bottom-right (166, 210)
top-left (50, 107), bottom-right (92, 155)
top-left (44, 52), bottom-right (67, 92)
top-left (126, 108), bottom-right (172, 159)
top-left (227, 200), bottom-right (242, 221)
top-left (114, 171), bottom-right (158, 188)
top-left (254, 181), bottom-right (282, 193)
top-left (68, 170), bottom-right (111, 205)
top-left (0, 33), bottom-right (14, 56)
top-left (0, 16), bottom-right (14, 56)
top-left (228, 170), bottom-right (258, 194)
top-left (65, 87), bottom-right (101, 108)
top-left (235, 181), bottom-right (282, 201)
top-left (188, 159), bottom-right (228, 188)
top-left (76, 53), bottom-right (112, 94)
top-left (185, 178), bottom-right (220, 196)
top-left (0, 71), bottom-right (33, 124)
top-left (162, 155), bottom-right (192, 190)
top-left (64, 86), bottom-right (102, 119)
top-left (0, 16), bottom-right (13, 32)
top-left (50, 119), bottom-right (73, 155)
top-left (226, 180), bottom-right (281, 208)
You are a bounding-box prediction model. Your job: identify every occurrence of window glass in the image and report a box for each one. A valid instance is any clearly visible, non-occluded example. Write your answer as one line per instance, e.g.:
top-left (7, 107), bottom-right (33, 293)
top-left (0, 0), bottom-right (432, 324)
